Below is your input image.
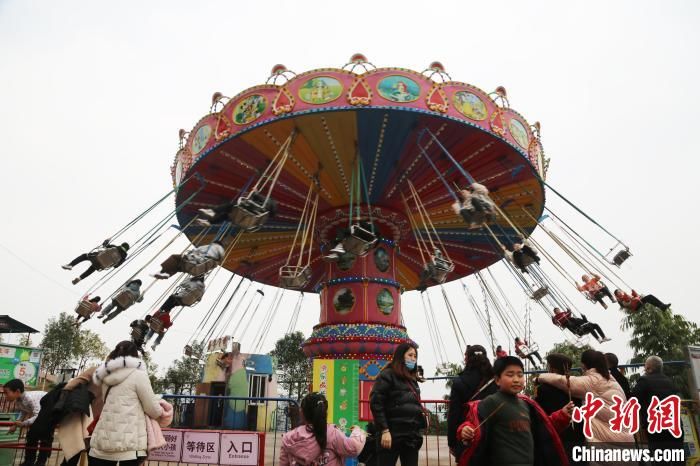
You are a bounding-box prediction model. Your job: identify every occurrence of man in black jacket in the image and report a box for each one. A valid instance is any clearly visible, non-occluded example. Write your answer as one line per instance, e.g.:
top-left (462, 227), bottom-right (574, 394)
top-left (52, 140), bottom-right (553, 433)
top-left (631, 356), bottom-right (684, 465)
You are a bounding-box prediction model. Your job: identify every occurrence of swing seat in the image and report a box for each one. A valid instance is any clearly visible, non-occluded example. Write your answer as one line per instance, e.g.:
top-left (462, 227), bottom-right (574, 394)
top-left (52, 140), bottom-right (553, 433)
top-left (342, 224), bottom-right (377, 257)
top-left (184, 345), bottom-right (193, 357)
top-left (149, 319), bottom-right (165, 333)
top-left (229, 195), bottom-right (271, 232)
top-left (425, 257), bottom-right (454, 284)
top-left (113, 290), bottom-right (137, 309)
top-left (130, 327), bottom-right (145, 343)
top-left (519, 343), bottom-right (539, 357)
top-left (279, 265), bottom-right (312, 289)
top-left (92, 248), bottom-right (122, 270)
top-left (574, 335), bottom-right (591, 348)
top-left (531, 286), bottom-right (549, 300)
top-left (612, 249), bottom-right (632, 266)
top-left (75, 301), bottom-right (95, 318)
top-left (181, 258), bottom-right (218, 276)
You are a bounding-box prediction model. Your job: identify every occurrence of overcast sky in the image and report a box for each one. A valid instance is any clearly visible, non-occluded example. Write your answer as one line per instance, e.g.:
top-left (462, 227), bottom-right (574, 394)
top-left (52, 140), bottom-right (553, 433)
top-left (1, 1), bottom-right (699, 398)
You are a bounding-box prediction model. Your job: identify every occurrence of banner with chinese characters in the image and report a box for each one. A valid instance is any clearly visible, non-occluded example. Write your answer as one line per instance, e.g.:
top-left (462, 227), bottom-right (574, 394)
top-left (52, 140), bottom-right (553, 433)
top-left (0, 345), bottom-right (42, 386)
top-left (312, 359), bottom-right (359, 434)
top-left (147, 429), bottom-right (263, 465)
top-left (148, 430), bottom-right (183, 461)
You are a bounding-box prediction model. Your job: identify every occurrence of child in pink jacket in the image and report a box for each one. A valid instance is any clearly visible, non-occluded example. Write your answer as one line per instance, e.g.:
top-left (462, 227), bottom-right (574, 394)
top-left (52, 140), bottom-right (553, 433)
top-left (280, 392), bottom-right (366, 466)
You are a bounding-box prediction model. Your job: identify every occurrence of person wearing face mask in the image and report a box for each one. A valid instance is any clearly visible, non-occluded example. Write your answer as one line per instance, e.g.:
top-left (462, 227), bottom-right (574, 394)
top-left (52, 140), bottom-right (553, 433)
top-left (369, 343), bottom-right (424, 466)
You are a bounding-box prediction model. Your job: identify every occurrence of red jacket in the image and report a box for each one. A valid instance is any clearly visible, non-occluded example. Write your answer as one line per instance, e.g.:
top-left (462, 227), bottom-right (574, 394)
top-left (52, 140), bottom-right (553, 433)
top-left (552, 311), bottom-right (571, 327)
top-left (457, 394), bottom-right (570, 466)
top-left (618, 290), bottom-right (642, 311)
top-left (155, 312), bottom-right (172, 329)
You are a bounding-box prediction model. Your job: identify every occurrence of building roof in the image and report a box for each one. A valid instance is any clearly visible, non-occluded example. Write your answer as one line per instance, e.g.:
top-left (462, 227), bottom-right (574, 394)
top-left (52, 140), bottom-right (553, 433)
top-left (0, 315), bottom-right (39, 334)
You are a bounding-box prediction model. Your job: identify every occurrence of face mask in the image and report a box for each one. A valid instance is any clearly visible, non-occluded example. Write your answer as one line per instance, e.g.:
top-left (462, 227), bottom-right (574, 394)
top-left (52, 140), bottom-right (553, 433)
top-left (405, 360), bottom-right (416, 370)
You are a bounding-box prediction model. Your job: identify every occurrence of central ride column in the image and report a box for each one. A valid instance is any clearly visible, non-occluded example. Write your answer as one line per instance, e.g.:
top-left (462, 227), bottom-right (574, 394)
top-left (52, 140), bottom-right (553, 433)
top-left (302, 239), bottom-right (415, 428)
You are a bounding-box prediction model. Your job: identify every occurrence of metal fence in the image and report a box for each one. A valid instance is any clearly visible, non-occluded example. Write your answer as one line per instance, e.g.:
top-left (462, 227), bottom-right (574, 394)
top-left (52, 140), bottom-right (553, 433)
top-left (156, 395), bottom-right (300, 466)
top-left (0, 421), bottom-right (65, 466)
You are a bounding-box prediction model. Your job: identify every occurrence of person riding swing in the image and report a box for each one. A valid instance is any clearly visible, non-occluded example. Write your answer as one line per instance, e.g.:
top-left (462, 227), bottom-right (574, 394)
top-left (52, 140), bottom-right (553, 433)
top-left (153, 240), bottom-right (226, 279)
top-left (63, 240), bottom-right (130, 285)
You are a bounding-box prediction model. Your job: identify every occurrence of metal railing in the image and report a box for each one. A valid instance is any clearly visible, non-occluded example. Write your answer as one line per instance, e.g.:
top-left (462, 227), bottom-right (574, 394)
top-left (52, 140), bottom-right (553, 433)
top-left (0, 421), bottom-right (65, 466)
top-left (159, 394), bottom-right (300, 466)
top-left (359, 398), bottom-right (455, 466)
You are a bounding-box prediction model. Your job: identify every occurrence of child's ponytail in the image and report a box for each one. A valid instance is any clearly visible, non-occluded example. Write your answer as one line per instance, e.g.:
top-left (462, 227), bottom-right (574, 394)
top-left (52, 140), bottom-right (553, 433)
top-left (301, 392), bottom-right (328, 451)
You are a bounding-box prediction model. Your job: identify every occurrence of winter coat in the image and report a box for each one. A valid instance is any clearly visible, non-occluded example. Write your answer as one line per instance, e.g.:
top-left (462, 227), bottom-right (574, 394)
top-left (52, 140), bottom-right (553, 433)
top-left (512, 241), bottom-right (540, 270)
top-left (131, 319), bottom-right (149, 335)
top-left (89, 356), bottom-right (163, 462)
top-left (631, 371), bottom-right (681, 439)
top-left (457, 394), bottom-right (571, 466)
top-left (448, 369), bottom-right (497, 458)
top-left (28, 383), bottom-right (65, 438)
top-left (577, 275), bottom-right (604, 294)
top-left (534, 382), bottom-right (587, 465)
top-left (118, 281), bottom-right (143, 303)
top-left (280, 425), bottom-right (366, 466)
top-left (57, 367), bottom-right (101, 461)
top-left (369, 367), bottom-right (424, 446)
top-left (609, 368), bottom-right (631, 400)
top-left (154, 312), bottom-right (173, 330)
top-left (54, 382), bottom-right (92, 419)
top-left (174, 278), bottom-right (205, 302)
top-left (187, 243), bottom-right (225, 263)
top-left (537, 369), bottom-right (634, 443)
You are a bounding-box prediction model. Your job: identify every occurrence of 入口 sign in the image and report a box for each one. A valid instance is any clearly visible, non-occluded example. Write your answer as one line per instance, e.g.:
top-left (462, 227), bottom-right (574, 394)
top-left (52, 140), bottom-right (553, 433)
top-left (219, 433), bottom-right (259, 465)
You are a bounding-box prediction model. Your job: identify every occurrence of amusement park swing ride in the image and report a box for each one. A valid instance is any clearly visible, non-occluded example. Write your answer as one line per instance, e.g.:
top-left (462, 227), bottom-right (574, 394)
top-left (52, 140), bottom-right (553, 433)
top-left (65, 55), bottom-right (648, 425)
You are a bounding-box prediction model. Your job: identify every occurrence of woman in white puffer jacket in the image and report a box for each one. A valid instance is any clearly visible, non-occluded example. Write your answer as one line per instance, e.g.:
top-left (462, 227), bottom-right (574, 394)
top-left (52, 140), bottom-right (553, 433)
top-left (89, 341), bottom-right (163, 465)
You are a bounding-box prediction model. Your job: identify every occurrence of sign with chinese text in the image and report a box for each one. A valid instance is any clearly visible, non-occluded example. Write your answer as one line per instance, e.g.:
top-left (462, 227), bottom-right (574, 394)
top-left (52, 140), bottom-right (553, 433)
top-left (219, 432), bottom-right (259, 465)
top-left (182, 431), bottom-right (220, 464)
top-left (0, 345), bottom-right (42, 386)
top-left (148, 430), bottom-right (183, 461)
top-left (574, 393), bottom-right (682, 438)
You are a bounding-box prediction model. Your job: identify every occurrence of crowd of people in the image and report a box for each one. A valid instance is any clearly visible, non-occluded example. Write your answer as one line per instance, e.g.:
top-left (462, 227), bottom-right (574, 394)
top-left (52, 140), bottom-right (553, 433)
top-left (3, 340), bottom-right (169, 466)
top-left (280, 343), bottom-right (686, 466)
top-left (0, 338), bottom-right (689, 466)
